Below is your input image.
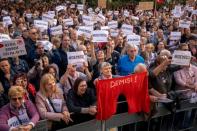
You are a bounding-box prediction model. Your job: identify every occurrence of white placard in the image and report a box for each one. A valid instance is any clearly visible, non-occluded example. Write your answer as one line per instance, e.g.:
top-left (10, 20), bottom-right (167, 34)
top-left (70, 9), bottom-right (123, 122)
top-left (63, 18), bottom-right (74, 26)
top-left (26, 13), bottom-right (32, 19)
top-left (77, 4), bottom-right (84, 11)
top-left (179, 20), bottom-right (191, 28)
top-left (92, 30), bottom-right (108, 43)
top-left (82, 15), bottom-right (93, 25)
top-left (88, 8), bottom-right (93, 13)
top-left (97, 13), bottom-right (105, 22)
top-left (3, 16), bottom-right (12, 26)
top-left (51, 99), bottom-right (62, 113)
top-left (34, 20), bottom-right (48, 30)
top-left (42, 14), bottom-right (54, 23)
top-left (56, 5), bottom-right (65, 12)
top-left (171, 50), bottom-right (191, 66)
top-left (70, 4), bottom-right (75, 9)
top-left (50, 25), bottom-right (63, 36)
top-left (110, 29), bottom-right (119, 37)
top-left (101, 26), bottom-right (109, 31)
top-left (0, 34), bottom-right (11, 42)
top-left (0, 39), bottom-right (27, 58)
top-left (38, 40), bottom-right (53, 51)
top-left (121, 24), bottom-right (133, 35)
top-left (114, 11), bottom-right (119, 16)
top-left (77, 26), bottom-right (93, 38)
top-left (48, 11), bottom-right (55, 16)
top-left (170, 32), bottom-right (181, 40)
top-left (2, 10), bottom-right (8, 15)
top-left (127, 35), bottom-right (141, 45)
top-left (124, 10), bottom-right (130, 17)
top-left (108, 21), bottom-right (118, 29)
top-left (192, 10), bottom-right (197, 15)
top-left (107, 11), bottom-right (113, 15)
top-left (67, 51), bottom-right (86, 66)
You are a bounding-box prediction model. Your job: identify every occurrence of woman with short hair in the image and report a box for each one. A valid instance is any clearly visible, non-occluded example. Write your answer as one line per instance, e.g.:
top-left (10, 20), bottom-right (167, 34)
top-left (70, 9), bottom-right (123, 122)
top-left (0, 86), bottom-right (39, 131)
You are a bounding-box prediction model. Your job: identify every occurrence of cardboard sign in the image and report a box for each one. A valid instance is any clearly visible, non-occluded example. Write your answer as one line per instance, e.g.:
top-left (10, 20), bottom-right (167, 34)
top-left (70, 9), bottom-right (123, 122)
top-left (63, 18), bottom-right (74, 26)
top-left (170, 32), bottom-right (181, 40)
top-left (127, 35), bottom-right (141, 45)
top-left (98, 0), bottom-right (106, 8)
top-left (50, 25), bottom-right (63, 36)
top-left (179, 20), bottom-right (191, 28)
top-left (67, 51), bottom-right (86, 65)
top-left (3, 16), bottom-right (12, 26)
top-left (0, 39), bottom-right (27, 58)
top-left (0, 34), bottom-right (11, 42)
top-left (121, 24), bottom-right (133, 35)
top-left (92, 30), bottom-right (108, 43)
top-left (77, 26), bottom-right (93, 38)
top-left (34, 20), bottom-right (48, 30)
top-left (82, 15), bottom-right (93, 25)
top-left (171, 50), bottom-right (191, 66)
top-left (108, 21), bottom-right (118, 29)
top-left (138, 2), bottom-right (154, 11)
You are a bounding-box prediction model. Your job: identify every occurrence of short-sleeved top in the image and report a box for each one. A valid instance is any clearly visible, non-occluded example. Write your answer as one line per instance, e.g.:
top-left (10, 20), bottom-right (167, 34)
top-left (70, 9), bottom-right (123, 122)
top-left (117, 55), bottom-right (144, 76)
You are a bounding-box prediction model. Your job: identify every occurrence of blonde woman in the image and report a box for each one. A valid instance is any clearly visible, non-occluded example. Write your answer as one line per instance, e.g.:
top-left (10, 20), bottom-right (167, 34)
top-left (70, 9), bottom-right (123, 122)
top-left (0, 86), bottom-right (39, 131)
top-left (35, 73), bottom-right (72, 130)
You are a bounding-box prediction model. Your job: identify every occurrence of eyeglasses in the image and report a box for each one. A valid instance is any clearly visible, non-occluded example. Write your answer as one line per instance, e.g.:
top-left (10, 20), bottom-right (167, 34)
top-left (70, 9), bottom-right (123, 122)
top-left (11, 97), bottom-right (23, 101)
top-left (31, 32), bottom-right (37, 35)
top-left (130, 50), bottom-right (136, 52)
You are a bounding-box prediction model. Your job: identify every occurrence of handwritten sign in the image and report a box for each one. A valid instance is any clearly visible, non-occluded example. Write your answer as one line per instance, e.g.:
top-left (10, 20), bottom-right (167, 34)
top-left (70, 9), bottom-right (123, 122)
top-left (98, 0), bottom-right (106, 8)
top-left (34, 20), bottom-right (48, 30)
top-left (77, 26), bottom-right (93, 38)
top-left (138, 2), bottom-right (154, 11)
top-left (108, 21), bottom-right (118, 29)
top-left (92, 30), bottom-right (108, 43)
top-left (0, 39), bottom-right (27, 58)
top-left (179, 20), bottom-right (191, 28)
top-left (171, 50), bottom-right (191, 66)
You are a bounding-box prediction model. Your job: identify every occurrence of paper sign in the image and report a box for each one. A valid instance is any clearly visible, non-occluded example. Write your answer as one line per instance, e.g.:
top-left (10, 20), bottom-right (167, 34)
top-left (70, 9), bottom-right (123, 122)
top-left (38, 40), bottom-right (53, 51)
top-left (42, 14), bottom-right (54, 22)
top-left (92, 30), bottom-right (108, 43)
top-left (138, 2), bottom-right (154, 11)
top-left (171, 50), bottom-right (191, 66)
top-left (70, 4), bottom-right (75, 9)
top-left (48, 11), bottom-right (55, 16)
top-left (179, 20), bottom-right (191, 28)
top-left (34, 20), bottom-right (48, 30)
top-left (0, 34), bottom-right (11, 42)
top-left (121, 24), bottom-right (133, 35)
top-left (107, 11), bottom-right (113, 16)
top-left (98, 0), bottom-right (106, 8)
top-left (124, 10), bottom-right (130, 17)
top-left (77, 26), bottom-right (93, 38)
top-left (77, 4), bottom-right (84, 11)
top-left (67, 51), bottom-right (86, 65)
top-left (56, 5), bottom-right (65, 12)
top-left (101, 26), bottom-right (109, 30)
top-left (3, 16), bottom-right (12, 26)
top-left (82, 15), bottom-right (93, 25)
top-left (192, 10), bottom-right (197, 15)
top-left (110, 29), bottom-right (119, 37)
top-left (50, 25), bottom-right (63, 36)
top-left (26, 13), bottom-right (32, 19)
top-left (108, 21), bottom-right (118, 29)
top-left (88, 8), bottom-right (93, 13)
top-left (170, 32), bottom-right (181, 40)
top-left (63, 18), bottom-right (74, 26)
top-left (173, 6), bottom-right (182, 18)
top-left (114, 11), bottom-right (119, 16)
top-left (0, 39), bottom-right (27, 58)
top-left (127, 35), bottom-right (141, 45)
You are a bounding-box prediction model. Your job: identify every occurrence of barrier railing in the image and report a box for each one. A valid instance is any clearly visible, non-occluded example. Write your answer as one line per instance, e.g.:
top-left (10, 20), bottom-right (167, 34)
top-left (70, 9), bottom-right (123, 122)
top-left (32, 100), bottom-right (197, 131)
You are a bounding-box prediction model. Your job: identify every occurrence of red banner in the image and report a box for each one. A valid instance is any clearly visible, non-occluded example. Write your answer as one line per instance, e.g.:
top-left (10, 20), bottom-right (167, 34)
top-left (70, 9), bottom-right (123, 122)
top-left (96, 72), bottom-right (150, 120)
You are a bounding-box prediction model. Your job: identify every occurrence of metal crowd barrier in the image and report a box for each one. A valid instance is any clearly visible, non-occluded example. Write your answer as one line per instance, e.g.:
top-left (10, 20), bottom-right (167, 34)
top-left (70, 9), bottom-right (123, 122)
top-left (32, 100), bottom-right (197, 131)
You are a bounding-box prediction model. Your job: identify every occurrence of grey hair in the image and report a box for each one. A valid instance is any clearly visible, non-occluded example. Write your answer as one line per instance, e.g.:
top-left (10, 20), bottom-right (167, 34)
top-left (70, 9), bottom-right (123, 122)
top-left (126, 43), bottom-right (139, 52)
top-left (134, 63), bottom-right (147, 73)
top-left (159, 49), bottom-right (171, 57)
top-left (99, 62), bottom-right (112, 71)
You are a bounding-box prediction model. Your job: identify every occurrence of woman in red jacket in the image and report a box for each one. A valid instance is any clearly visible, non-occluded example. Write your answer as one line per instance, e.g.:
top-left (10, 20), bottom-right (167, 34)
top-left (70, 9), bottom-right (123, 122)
top-left (13, 73), bottom-right (36, 103)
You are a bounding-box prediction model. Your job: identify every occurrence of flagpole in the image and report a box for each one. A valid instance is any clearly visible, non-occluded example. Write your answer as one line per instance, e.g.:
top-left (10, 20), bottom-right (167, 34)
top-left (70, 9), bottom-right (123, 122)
top-left (154, 0), bottom-right (157, 17)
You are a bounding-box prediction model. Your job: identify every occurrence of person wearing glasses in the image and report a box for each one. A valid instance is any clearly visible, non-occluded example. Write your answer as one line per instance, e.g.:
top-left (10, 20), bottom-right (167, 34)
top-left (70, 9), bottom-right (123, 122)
top-left (117, 43), bottom-right (145, 76)
top-left (35, 73), bottom-right (72, 130)
top-left (0, 86), bottom-right (39, 131)
top-left (67, 78), bottom-right (96, 123)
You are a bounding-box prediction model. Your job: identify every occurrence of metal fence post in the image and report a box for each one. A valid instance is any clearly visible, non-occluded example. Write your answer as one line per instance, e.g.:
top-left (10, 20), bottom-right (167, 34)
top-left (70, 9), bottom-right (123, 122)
top-left (101, 120), bottom-right (106, 131)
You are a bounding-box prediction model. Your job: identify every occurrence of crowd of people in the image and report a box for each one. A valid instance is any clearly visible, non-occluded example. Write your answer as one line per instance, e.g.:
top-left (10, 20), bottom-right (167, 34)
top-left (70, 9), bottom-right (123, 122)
top-left (0, 0), bottom-right (196, 130)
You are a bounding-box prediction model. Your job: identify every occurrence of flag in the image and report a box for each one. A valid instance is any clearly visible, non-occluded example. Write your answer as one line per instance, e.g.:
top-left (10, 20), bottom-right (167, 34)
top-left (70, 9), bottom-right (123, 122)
top-left (157, 0), bottom-right (165, 4)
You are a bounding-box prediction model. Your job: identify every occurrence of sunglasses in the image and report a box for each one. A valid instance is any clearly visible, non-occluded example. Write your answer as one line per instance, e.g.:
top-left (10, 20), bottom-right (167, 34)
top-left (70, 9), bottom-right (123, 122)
top-left (11, 97), bottom-right (23, 101)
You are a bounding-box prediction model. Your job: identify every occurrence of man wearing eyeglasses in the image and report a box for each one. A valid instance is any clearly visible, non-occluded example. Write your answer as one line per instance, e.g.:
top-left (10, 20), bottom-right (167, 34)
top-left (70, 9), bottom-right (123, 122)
top-left (117, 43), bottom-right (144, 76)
